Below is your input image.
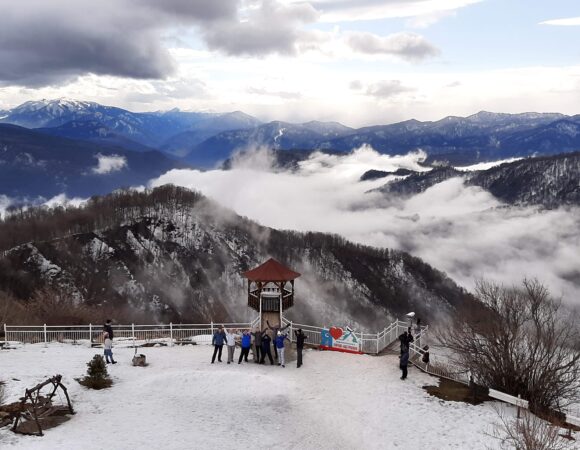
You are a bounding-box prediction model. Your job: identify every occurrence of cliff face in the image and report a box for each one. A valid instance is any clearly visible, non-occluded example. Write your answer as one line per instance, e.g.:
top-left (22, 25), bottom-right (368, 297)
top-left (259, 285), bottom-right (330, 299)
top-left (0, 187), bottom-right (474, 330)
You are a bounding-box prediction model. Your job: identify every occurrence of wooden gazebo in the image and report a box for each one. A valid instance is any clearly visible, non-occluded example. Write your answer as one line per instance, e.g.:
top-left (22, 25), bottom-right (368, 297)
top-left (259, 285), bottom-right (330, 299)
top-left (243, 258), bottom-right (301, 329)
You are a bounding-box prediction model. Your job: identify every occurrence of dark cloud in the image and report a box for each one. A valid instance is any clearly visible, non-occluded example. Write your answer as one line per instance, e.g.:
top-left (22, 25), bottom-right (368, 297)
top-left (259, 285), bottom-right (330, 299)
top-left (0, 0), bottom-right (324, 87)
top-left (0, 0), bottom-right (237, 87)
top-left (346, 32), bottom-right (440, 62)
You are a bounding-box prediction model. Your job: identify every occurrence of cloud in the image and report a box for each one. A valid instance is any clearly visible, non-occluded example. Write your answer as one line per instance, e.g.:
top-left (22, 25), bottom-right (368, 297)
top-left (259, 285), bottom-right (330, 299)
top-left (92, 154), bottom-right (128, 175)
top-left (149, 146), bottom-right (580, 307)
top-left (540, 17), bottom-right (580, 26)
top-left (43, 193), bottom-right (88, 209)
top-left (305, 0), bottom-right (482, 23)
top-left (247, 87), bottom-right (302, 99)
top-left (202, 0), bottom-right (319, 56)
top-left (0, 195), bottom-right (13, 219)
top-left (346, 32), bottom-right (440, 62)
top-left (363, 80), bottom-right (414, 99)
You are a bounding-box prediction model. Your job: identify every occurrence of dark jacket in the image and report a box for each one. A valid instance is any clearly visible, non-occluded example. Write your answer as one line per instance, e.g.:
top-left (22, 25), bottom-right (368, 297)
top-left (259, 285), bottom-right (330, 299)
top-left (400, 351), bottom-right (410, 367)
top-left (104, 324), bottom-right (114, 340)
top-left (252, 330), bottom-right (263, 346)
top-left (212, 330), bottom-right (226, 346)
top-left (261, 334), bottom-right (272, 350)
top-left (295, 331), bottom-right (307, 349)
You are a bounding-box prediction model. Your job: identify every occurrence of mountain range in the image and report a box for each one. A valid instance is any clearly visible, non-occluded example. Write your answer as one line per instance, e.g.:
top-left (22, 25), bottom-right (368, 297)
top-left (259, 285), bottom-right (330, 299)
top-left (1, 98), bottom-right (580, 204)
top-left (2, 99), bottom-right (580, 169)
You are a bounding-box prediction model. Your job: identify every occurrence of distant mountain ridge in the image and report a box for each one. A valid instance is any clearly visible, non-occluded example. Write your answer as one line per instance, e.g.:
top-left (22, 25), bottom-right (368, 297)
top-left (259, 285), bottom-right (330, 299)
top-left (3, 99), bottom-right (579, 168)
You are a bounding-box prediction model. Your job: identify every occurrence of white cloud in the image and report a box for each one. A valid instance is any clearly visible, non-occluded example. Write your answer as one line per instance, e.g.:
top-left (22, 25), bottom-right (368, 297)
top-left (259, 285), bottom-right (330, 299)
top-left (0, 195), bottom-right (13, 219)
top-left (300, 0), bottom-right (482, 23)
top-left (149, 147), bottom-right (580, 306)
top-left (540, 17), bottom-right (580, 26)
top-left (92, 154), bottom-right (128, 175)
top-left (345, 32), bottom-right (440, 61)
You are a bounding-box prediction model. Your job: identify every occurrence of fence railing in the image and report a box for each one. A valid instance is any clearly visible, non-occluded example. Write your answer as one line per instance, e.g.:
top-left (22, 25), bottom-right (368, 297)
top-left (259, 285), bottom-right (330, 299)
top-left (3, 322), bottom-right (255, 347)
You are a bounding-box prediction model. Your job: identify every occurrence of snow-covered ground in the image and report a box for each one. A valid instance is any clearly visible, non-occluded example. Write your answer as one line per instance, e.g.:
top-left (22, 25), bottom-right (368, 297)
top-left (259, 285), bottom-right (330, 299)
top-left (0, 343), bottom-right (573, 449)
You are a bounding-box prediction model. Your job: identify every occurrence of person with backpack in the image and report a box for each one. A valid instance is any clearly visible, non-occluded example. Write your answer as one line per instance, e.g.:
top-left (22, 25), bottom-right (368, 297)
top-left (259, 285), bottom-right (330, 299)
top-left (260, 330), bottom-right (274, 365)
top-left (211, 326), bottom-right (227, 363)
top-left (224, 327), bottom-right (237, 364)
top-left (294, 328), bottom-right (307, 368)
top-left (238, 330), bottom-right (252, 364)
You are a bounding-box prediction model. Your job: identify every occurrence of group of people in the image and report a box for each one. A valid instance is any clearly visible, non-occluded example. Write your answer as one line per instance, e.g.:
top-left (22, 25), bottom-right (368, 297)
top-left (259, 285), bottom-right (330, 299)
top-left (211, 320), bottom-right (308, 368)
top-left (398, 318), bottom-right (429, 380)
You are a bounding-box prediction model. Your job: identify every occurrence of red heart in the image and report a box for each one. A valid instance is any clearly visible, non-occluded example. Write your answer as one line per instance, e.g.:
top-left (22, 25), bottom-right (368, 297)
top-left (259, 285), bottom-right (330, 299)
top-left (329, 327), bottom-right (343, 340)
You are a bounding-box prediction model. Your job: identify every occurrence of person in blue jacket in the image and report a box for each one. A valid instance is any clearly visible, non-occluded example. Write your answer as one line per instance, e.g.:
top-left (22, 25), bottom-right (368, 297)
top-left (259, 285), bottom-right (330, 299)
top-left (274, 331), bottom-right (291, 368)
top-left (266, 320), bottom-right (290, 363)
top-left (211, 326), bottom-right (227, 363)
top-left (238, 330), bottom-right (252, 364)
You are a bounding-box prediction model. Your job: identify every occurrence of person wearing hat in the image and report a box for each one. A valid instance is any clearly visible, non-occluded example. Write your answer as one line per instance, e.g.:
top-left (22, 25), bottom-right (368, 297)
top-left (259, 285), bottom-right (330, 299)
top-left (211, 325), bottom-right (227, 363)
top-left (294, 328), bottom-right (307, 368)
top-left (274, 330), bottom-right (290, 368)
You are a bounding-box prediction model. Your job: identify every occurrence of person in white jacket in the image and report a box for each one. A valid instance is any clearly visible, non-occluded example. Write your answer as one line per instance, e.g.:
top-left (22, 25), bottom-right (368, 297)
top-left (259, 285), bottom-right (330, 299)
top-left (224, 328), bottom-right (237, 364)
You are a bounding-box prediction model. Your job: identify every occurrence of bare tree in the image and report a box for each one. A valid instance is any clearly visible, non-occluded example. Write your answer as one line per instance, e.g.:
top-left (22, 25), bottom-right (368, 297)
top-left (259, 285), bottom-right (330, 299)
top-left (441, 279), bottom-right (580, 414)
top-left (488, 407), bottom-right (573, 450)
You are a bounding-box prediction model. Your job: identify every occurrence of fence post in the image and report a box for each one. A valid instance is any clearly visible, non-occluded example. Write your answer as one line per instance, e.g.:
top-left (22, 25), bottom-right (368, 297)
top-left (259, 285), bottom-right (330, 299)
top-left (132, 323), bottom-right (135, 341)
top-left (517, 394), bottom-right (521, 419)
top-left (89, 323), bottom-right (92, 346)
top-left (3, 323), bottom-right (6, 342)
top-left (211, 321), bottom-right (214, 337)
top-left (376, 332), bottom-right (379, 354)
top-left (290, 321), bottom-right (293, 342)
top-left (44, 323), bottom-right (47, 347)
top-left (170, 322), bottom-right (173, 347)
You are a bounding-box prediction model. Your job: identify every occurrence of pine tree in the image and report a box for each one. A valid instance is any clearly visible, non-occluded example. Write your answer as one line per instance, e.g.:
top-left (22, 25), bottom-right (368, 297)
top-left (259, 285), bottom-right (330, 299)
top-left (79, 354), bottom-right (112, 389)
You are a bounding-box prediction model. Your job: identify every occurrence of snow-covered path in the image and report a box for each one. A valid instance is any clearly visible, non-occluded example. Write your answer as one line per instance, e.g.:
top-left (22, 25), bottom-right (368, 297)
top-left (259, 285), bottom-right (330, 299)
top-left (1, 344), bottom-right (515, 449)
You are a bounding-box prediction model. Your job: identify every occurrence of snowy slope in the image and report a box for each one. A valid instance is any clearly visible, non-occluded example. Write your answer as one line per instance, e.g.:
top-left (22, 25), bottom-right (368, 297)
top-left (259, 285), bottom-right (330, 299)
top-left (0, 343), bottom-right (550, 450)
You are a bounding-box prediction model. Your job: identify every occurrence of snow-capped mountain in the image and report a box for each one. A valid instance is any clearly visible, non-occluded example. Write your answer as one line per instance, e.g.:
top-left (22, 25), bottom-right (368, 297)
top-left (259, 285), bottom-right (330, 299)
top-left (0, 186), bottom-right (477, 329)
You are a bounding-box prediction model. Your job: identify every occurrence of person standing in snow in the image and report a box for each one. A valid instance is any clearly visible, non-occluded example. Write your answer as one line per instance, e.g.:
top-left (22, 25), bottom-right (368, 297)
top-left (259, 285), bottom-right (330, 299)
top-left (275, 331), bottom-right (290, 368)
top-left (399, 330), bottom-right (413, 355)
top-left (211, 326), bottom-right (227, 363)
top-left (238, 330), bottom-right (252, 364)
top-left (252, 328), bottom-right (263, 363)
top-left (103, 319), bottom-right (114, 341)
top-left (294, 328), bottom-right (307, 368)
top-left (400, 346), bottom-right (409, 380)
top-left (103, 332), bottom-right (117, 364)
top-left (260, 330), bottom-right (274, 365)
top-left (224, 327), bottom-right (237, 364)
top-left (266, 320), bottom-right (290, 363)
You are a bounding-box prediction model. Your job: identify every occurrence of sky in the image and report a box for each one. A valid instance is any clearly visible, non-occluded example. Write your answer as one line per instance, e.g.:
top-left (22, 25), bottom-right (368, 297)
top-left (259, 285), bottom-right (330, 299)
top-left (0, 0), bottom-right (579, 126)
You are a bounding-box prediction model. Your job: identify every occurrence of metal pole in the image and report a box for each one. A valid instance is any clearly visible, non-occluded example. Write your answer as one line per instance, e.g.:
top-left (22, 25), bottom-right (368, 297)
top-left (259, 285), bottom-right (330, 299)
top-left (170, 322), bottom-right (173, 347)
top-left (132, 323), bottom-right (135, 341)
top-left (3, 323), bottom-right (6, 342)
top-left (44, 323), bottom-right (47, 347)
top-left (376, 332), bottom-right (379, 354)
top-left (89, 323), bottom-right (92, 346)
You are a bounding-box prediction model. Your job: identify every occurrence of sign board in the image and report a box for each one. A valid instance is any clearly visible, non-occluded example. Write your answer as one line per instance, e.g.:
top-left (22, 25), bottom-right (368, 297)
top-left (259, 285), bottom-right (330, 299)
top-left (320, 327), bottom-right (362, 354)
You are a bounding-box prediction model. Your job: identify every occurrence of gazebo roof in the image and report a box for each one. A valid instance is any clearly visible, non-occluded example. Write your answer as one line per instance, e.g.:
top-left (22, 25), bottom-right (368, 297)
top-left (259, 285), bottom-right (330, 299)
top-left (243, 258), bottom-right (301, 282)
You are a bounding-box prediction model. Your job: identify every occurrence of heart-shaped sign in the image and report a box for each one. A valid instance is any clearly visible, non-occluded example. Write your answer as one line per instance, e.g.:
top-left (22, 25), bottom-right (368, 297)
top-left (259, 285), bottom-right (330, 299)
top-left (329, 327), bottom-right (343, 340)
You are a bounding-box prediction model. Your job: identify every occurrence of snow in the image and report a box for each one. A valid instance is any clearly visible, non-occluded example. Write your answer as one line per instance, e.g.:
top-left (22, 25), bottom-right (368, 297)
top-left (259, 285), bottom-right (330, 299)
top-left (0, 343), bottom-right (558, 449)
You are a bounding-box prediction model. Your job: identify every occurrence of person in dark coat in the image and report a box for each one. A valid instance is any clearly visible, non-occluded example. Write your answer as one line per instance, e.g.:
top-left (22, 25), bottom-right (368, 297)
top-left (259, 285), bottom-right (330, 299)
top-left (104, 319), bottom-right (114, 341)
top-left (400, 348), bottom-right (410, 380)
top-left (238, 330), bottom-right (252, 364)
top-left (260, 331), bottom-right (274, 365)
top-left (294, 328), bottom-right (307, 368)
top-left (399, 330), bottom-right (413, 354)
top-left (211, 326), bottom-right (227, 363)
top-left (252, 328), bottom-right (263, 363)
